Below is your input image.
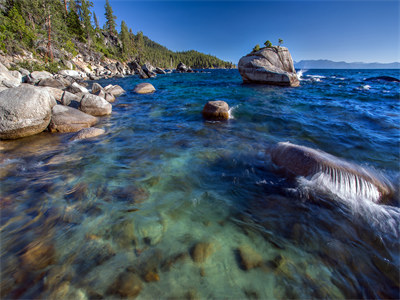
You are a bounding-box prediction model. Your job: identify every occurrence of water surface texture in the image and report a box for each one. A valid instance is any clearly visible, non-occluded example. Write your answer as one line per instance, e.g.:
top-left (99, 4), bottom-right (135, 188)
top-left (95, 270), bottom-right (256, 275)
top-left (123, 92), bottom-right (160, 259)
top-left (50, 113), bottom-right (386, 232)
top-left (1, 69), bottom-right (399, 299)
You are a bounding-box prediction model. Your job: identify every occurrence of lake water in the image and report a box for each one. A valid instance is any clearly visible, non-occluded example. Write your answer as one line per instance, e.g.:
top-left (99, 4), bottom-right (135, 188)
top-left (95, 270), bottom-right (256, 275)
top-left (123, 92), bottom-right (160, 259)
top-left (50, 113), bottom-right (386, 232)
top-left (1, 69), bottom-right (399, 299)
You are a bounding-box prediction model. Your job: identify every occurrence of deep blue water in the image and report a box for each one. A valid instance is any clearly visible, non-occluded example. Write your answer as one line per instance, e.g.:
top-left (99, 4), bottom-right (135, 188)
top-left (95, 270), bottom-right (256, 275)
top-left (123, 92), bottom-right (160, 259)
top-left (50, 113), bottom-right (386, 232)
top-left (1, 69), bottom-right (399, 299)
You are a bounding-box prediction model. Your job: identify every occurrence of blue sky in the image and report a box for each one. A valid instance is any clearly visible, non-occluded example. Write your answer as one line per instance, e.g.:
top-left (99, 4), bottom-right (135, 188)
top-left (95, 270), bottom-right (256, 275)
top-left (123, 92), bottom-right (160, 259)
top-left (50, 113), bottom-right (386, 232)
top-left (92, 0), bottom-right (400, 64)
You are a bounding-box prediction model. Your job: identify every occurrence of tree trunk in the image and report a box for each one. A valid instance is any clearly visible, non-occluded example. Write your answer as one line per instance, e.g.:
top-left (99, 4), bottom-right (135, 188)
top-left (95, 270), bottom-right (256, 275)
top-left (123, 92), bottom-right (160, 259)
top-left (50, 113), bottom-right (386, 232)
top-left (47, 14), bottom-right (53, 62)
top-left (64, 0), bottom-right (68, 14)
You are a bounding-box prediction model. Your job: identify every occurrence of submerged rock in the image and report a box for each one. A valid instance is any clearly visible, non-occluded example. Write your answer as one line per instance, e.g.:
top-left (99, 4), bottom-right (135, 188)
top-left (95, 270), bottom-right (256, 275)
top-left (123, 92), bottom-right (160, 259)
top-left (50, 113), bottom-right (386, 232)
top-left (0, 86), bottom-right (56, 139)
top-left (202, 100), bottom-right (230, 120)
top-left (190, 242), bottom-right (214, 263)
top-left (70, 128), bottom-right (105, 141)
top-left (237, 244), bottom-right (263, 270)
top-left (21, 240), bottom-right (56, 270)
top-left (108, 270), bottom-right (143, 298)
top-left (134, 82), bottom-right (156, 94)
top-left (364, 76), bottom-right (400, 82)
top-left (238, 46), bottom-right (299, 87)
top-left (270, 142), bottom-right (393, 202)
top-left (48, 105), bottom-right (98, 133)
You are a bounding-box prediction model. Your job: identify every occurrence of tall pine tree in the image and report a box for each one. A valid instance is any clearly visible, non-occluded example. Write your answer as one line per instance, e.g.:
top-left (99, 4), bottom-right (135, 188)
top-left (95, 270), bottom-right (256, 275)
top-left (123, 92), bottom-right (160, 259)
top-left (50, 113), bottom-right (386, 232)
top-left (104, 0), bottom-right (116, 35)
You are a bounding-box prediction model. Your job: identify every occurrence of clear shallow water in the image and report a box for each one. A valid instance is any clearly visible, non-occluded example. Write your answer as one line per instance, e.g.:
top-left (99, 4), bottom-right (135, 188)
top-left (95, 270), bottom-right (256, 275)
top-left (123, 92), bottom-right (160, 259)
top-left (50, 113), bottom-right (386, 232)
top-left (1, 69), bottom-right (399, 299)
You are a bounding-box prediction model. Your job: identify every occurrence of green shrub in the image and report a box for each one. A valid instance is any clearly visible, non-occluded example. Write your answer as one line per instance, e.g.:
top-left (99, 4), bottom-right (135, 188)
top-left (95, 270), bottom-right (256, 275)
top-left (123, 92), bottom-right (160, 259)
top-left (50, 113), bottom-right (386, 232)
top-left (253, 44), bottom-right (260, 52)
top-left (264, 40), bottom-right (272, 48)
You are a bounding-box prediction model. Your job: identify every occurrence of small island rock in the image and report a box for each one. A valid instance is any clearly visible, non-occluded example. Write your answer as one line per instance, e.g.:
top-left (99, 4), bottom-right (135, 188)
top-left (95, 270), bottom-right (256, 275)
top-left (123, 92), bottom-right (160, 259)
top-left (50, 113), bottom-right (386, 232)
top-left (238, 46), bottom-right (299, 87)
top-left (80, 94), bottom-right (112, 116)
top-left (134, 83), bottom-right (156, 94)
top-left (0, 86), bottom-right (56, 139)
top-left (49, 105), bottom-right (98, 133)
top-left (202, 100), bottom-right (230, 120)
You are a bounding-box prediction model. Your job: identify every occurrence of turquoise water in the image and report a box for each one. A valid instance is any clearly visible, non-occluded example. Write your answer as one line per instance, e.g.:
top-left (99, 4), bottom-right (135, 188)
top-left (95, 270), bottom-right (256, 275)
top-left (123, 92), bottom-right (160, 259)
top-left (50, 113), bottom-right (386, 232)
top-left (1, 69), bottom-right (399, 299)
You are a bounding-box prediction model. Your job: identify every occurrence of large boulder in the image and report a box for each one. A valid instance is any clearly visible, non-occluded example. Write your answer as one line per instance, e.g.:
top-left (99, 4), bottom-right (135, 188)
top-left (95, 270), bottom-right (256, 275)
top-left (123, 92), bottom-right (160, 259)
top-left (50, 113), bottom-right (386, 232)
top-left (91, 83), bottom-right (103, 94)
top-left (80, 94), bottom-right (112, 116)
top-left (127, 61), bottom-right (148, 79)
top-left (0, 62), bottom-right (21, 88)
top-left (270, 142), bottom-right (394, 202)
top-left (202, 101), bottom-right (230, 120)
top-left (176, 62), bottom-right (189, 72)
top-left (238, 46), bottom-right (299, 87)
top-left (38, 77), bottom-right (68, 89)
top-left (0, 86), bottom-right (56, 139)
top-left (48, 105), bottom-right (98, 133)
top-left (61, 91), bottom-right (81, 108)
top-left (142, 63), bottom-right (156, 78)
top-left (28, 71), bottom-right (53, 84)
top-left (38, 87), bottom-right (64, 102)
top-left (65, 82), bottom-right (89, 94)
top-left (155, 67), bottom-right (166, 75)
top-left (134, 83), bottom-right (155, 94)
top-left (104, 84), bottom-right (125, 97)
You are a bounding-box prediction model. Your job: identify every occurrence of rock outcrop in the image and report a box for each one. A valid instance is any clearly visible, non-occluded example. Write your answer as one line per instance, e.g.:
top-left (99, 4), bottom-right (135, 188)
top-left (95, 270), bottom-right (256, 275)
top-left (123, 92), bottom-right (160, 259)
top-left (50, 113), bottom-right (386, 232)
top-left (0, 62), bottom-right (21, 88)
top-left (0, 86), bottom-right (56, 139)
top-left (238, 46), bottom-right (299, 87)
top-left (48, 105), bottom-right (98, 133)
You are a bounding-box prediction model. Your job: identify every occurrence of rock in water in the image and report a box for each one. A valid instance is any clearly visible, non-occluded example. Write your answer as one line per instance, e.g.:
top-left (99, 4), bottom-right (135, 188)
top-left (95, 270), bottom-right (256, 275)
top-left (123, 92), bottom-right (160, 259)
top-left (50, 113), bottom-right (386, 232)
top-left (270, 142), bottom-right (393, 202)
top-left (48, 105), bottom-right (98, 133)
top-left (108, 271), bottom-right (143, 298)
top-left (190, 242), bottom-right (214, 263)
top-left (134, 83), bottom-right (156, 94)
top-left (202, 101), bottom-right (230, 120)
top-left (364, 76), bottom-right (400, 83)
top-left (0, 86), bottom-right (56, 139)
top-left (70, 128), bottom-right (105, 141)
top-left (80, 94), bottom-right (112, 116)
top-left (177, 62), bottom-right (189, 72)
top-left (237, 245), bottom-right (263, 270)
top-left (238, 46), bottom-right (299, 87)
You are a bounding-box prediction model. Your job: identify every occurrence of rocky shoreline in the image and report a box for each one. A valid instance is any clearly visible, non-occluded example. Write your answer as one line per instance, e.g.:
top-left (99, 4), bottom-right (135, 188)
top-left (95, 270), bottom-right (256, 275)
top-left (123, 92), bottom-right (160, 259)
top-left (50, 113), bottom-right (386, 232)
top-left (0, 58), bottom-right (199, 141)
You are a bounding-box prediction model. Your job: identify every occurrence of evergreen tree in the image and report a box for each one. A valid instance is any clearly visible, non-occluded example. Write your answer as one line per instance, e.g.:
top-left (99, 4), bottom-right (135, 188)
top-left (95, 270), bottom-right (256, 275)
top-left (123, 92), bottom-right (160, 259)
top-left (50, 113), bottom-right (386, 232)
top-left (93, 11), bottom-right (99, 30)
top-left (253, 44), bottom-right (260, 52)
top-left (104, 0), bottom-right (116, 35)
top-left (81, 0), bottom-right (94, 43)
top-left (119, 20), bottom-right (131, 58)
top-left (278, 38), bottom-right (283, 47)
top-left (264, 40), bottom-right (272, 48)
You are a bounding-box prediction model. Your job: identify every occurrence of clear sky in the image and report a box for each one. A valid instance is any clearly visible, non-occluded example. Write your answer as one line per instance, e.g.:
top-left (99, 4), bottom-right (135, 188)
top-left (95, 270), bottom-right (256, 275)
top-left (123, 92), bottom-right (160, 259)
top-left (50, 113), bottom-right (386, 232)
top-left (91, 0), bottom-right (400, 64)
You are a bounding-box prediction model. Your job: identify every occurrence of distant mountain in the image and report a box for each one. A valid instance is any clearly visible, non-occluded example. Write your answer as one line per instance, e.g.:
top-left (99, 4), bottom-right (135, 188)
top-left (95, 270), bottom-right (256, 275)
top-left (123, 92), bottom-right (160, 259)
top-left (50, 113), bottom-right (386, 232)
top-left (294, 60), bottom-right (400, 69)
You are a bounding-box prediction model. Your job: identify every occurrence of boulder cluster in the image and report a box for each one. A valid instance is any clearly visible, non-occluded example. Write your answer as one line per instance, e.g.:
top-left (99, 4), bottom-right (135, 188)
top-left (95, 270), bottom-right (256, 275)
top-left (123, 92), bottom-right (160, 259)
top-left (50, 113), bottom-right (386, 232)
top-left (0, 62), bottom-right (126, 140)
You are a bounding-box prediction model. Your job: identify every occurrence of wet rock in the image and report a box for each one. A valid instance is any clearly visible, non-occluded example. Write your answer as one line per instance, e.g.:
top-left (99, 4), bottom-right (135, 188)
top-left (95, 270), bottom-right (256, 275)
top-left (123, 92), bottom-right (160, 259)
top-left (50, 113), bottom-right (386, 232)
top-left (237, 244), bottom-right (263, 270)
top-left (128, 60), bottom-right (148, 79)
top-left (364, 76), bottom-right (400, 82)
top-left (44, 265), bottom-right (74, 289)
top-left (238, 46), bottom-right (299, 87)
top-left (80, 94), bottom-right (112, 116)
top-left (49, 105), bottom-right (98, 133)
top-left (177, 62), bottom-right (189, 72)
top-left (161, 252), bottom-right (189, 271)
top-left (75, 240), bottom-right (116, 274)
top-left (104, 84), bottom-right (125, 97)
top-left (269, 141), bottom-right (394, 202)
top-left (190, 242), bottom-right (214, 263)
top-left (21, 240), bottom-right (56, 270)
top-left (110, 219), bottom-right (137, 249)
top-left (144, 271), bottom-right (160, 282)
top-left (138, 220), bottom-right (164, 246)
top-left (155, 67), bottom-right (166, 75)
top-left (70, 128), bottom-right (105, 141)
top-left (202, 100), bottom-right (230, 121)
top-left (108, 271), bottom-right (143, 298)
top-left (142, 63), bottom-right (157, 78)
top-left (0, 86), bottom-right (56, 139)
top-left (65, 82), bottom-right (89, 94)
top-left (134, 82), bottom-right (156, 94)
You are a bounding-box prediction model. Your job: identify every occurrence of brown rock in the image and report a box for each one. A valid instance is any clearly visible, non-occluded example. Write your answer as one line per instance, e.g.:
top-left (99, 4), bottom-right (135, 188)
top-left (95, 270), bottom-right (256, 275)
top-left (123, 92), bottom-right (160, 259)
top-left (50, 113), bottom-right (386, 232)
top-left (190, 242), bottom-right (214, 263)
top-left (202, 101), bottom-right (230, 120)
top-left (237, 244), bottom-right (263, 270)
top-left (70, 128), bottom-right (105, 141)
top-left (144, 271), bottom-right (160, 282)
top-left (108, 271), bottom-right (143, 298)
top-left (21, 241), bottom-right (56, 270)
top-left (134, 83), bottom-right (155, 94)
top-left (48, 105), bottom-right (98, 133)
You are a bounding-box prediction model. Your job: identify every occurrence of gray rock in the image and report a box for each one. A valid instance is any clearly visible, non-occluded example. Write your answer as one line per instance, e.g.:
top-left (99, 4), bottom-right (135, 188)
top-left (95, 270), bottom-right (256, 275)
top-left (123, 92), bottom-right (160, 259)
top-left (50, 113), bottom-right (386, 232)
top-left (128, 61), bottom-right (148, 79)
top-left (80, 94), bottom-right (112, 116)
top-left (19, 68), bottom-right (30, 77)
top-left (104, 84), bottom-right (125, 96)
top-left (0, 62), bottom-right (21, 88)
top-left (202, 101), bottom-right (230, 120)
top-left (95, 90), bottom-right (115, 103)
top-left (65, 82), bottom-right (89, 94)
top-left (0, 86), bottom-right (56, 139)
top-left (238, 46), bottom-right (299, 87)
top-left (177, 62), bottom-right (189, 72)
top-left (61, 91), bottom-right (81, 108)
top-left (38, 77), bottom-right (67, 89)
top-left (58, 69), bottom-right (84, 78)
top-left (38, 87), bottom-right (64, 101)
top-left (142, 63), bottom-right (156, 77)
top-left (28, 70), bottom-right (53, 84)
top-left (155, 67), bottom-right (166, 75)
top-left (49, 105), bottom-right (98, 133)
top-left (91, 83), bottom-right (103, 94)
top-left (134, 83), bottom-right (155, 94)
